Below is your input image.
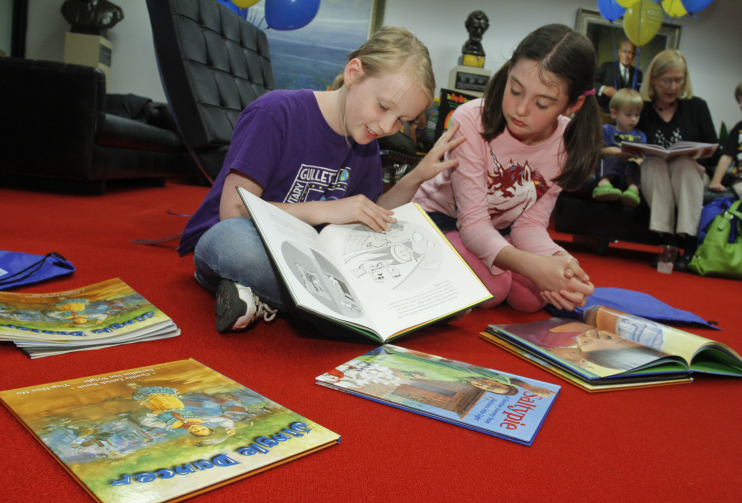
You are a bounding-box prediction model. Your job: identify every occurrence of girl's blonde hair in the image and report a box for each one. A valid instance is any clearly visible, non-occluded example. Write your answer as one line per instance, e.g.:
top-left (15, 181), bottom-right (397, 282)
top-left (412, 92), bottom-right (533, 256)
top-left (735, 80), bottom-right (742, 103)
top-left (332, 26), bottom-right (435, 107)
top-left (640, 49), bottom-right (693, 101)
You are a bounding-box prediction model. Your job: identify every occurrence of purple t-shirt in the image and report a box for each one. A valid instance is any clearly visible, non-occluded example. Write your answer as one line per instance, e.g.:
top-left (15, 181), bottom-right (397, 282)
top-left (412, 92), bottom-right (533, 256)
top-left (178, 89), bottom-right (382, 256)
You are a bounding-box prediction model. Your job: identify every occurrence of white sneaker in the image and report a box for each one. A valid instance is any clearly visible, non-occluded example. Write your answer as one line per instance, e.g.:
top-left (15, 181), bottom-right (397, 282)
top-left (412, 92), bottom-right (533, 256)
top-left (215, 279), bottom-right (277, 333)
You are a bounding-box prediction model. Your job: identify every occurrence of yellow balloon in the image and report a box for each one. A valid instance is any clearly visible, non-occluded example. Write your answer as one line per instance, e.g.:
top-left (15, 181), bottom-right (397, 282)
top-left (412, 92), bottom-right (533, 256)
top-left (624, 0), bottom-right (664, 47)
top-left (616, 0), bottom-right (639, 7)
top-left (661, 0), bottom-right (688, 17)
top-left (232, 0), bottom-right (260, 8)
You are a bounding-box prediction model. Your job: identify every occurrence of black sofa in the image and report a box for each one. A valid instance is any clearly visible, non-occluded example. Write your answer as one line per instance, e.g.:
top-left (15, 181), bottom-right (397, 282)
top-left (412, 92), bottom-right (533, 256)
top-left (554, 171), bottom-right (738, 255)
top-left (0, 57), bottom-right (199, 194)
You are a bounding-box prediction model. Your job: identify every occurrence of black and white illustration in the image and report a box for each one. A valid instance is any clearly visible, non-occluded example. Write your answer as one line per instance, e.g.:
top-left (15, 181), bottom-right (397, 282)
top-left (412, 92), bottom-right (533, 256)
top-left (341, 221), bottom-right (444, 291)
top-left (281, 241), bottom-right (363, 317)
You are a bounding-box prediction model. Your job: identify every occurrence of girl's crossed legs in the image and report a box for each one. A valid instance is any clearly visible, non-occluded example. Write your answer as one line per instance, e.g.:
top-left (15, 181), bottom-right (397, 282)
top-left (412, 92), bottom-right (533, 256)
top-left (444, 231), bottom-right (545, 313)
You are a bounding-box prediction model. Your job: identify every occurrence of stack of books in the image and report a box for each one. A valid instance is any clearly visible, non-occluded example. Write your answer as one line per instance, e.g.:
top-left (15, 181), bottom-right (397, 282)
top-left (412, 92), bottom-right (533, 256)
top-left (0, 278), bottom-right (179, 358)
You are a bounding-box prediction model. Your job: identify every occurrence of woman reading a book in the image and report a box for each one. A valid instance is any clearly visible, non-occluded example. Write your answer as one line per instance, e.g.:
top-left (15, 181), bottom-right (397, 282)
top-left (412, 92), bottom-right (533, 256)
top-left (638, 50), bottom-right (720, 270)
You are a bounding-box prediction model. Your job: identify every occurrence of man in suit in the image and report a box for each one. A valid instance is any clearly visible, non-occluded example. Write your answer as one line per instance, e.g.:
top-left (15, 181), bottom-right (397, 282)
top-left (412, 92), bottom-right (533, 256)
top-left (595, 40), bottom-right (643, 113)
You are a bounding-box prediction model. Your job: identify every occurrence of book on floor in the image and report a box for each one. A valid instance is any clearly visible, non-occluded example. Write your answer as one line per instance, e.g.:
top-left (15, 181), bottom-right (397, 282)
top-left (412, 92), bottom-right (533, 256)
top-left (481, 305), bottom-right (742, 392)
top-left (316, 345), bottom-right (559, 446)
top-left (0, 278), bottom-right (180, 358)
top-left (237, 187), bottom-right (493, 343)
top-left (620, 141), bottom-right (718, 160)
top-left (0, 359), bottom-right (340, 503)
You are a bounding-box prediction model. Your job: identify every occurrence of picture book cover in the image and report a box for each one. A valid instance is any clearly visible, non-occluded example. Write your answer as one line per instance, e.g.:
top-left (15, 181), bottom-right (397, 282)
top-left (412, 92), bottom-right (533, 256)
top-left (316, 345), bottom-right (560, 446)
top-left (482, 305), bottom-right (742, 391)
top-left (0, 359), bottom-right (340, 503)
top-left (0, 278), bottom-right (179, 357)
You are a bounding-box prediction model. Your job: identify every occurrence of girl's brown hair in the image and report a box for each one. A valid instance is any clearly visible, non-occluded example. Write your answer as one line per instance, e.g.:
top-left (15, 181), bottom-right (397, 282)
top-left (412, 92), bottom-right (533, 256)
top-left (479, 24), bottom-right (602, 191)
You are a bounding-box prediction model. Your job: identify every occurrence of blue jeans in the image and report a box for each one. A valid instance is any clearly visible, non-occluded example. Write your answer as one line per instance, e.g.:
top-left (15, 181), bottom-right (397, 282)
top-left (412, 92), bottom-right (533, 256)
top-left (193, 217), bottom-right (359, 339)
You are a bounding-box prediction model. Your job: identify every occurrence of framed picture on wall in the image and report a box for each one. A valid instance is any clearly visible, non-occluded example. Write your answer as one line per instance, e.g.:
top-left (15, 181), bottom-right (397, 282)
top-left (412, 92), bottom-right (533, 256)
top-left (258, 0), bottom-right (385, 90)
top-left (575, 8), bottom-right (681, 75)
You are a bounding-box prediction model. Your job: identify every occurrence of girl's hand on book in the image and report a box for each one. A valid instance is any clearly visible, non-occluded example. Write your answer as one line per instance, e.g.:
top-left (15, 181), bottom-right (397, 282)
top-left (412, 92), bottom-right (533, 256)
top-left (324, 195), bottom-right (396, 232)
top-left (411, 123), bottom-right (467, 183)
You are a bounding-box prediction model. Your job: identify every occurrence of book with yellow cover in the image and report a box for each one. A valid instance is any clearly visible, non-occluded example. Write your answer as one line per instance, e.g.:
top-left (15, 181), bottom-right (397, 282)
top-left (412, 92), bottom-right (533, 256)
top-left (0, 359), bottom-right (340, 503)
top-left (0, 278), bottom-right (179, 358)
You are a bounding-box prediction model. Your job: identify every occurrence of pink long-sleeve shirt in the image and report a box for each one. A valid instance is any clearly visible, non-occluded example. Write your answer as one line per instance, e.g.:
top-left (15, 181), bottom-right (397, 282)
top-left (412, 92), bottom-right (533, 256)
top-left (412, 99), bottom-right (568, 275)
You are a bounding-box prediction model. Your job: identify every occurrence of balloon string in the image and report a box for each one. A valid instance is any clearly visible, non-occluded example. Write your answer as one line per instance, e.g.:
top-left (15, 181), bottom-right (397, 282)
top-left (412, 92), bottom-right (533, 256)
top-left (611, 22), bottom-right (618, 92)
top-left (632, 46), bottom-right (641, 90)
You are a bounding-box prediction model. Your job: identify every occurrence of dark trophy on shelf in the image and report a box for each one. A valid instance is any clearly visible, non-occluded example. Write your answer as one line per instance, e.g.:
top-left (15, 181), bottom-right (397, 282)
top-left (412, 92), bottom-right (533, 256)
top-left (448, 10), bottom-right (491, 97)
top-left (461, 10), bottom-right (490, 64)
top-left (61, 0), bottom-right (124, 38)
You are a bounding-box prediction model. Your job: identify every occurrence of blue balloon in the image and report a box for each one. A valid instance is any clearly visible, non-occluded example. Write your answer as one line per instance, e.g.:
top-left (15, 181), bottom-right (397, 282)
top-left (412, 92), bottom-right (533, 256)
top-left (681, 0), bottom-right (714, 13)
top-left (597, 0), bottom-right (625, 22)
top-left (265, 0), bottom-right (321, 31)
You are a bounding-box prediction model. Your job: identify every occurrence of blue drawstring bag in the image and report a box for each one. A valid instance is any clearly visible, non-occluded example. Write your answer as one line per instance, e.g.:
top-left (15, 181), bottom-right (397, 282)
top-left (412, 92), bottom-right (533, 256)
top-left (0, 251), bottom-right (75, 290)
top-left (545, 287), bottom-right (719, 330)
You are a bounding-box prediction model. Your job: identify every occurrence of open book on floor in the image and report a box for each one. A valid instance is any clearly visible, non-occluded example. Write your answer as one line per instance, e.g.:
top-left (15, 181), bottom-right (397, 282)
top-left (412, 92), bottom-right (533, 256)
top-left (621, 141), bottom-right (718, 160)
top-left (238, 188), bottom-right (493, 343)
top-left (0, 278), bottom-right (180, 358)
top-left (316, 345), bottom-right (560, 446)
top-left (0, 359), bottom-right (340, 503)
top-left (481, 305), bottom-right (742, 392)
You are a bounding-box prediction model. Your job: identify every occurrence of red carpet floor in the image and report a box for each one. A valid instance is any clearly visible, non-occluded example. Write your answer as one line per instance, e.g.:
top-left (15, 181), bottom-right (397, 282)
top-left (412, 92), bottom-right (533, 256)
top-left (1, 180), bottom-right (741, 503)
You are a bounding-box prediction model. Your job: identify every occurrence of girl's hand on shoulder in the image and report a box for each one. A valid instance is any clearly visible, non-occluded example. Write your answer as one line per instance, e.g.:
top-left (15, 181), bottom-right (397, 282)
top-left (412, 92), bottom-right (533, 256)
top-left (410, 123), bottom-right (467, 183)
top-left (324, 195), bottom-right (396, 232)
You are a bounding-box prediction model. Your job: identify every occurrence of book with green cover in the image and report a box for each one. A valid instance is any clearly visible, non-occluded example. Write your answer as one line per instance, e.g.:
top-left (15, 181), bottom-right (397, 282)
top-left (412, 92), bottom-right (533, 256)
top-left (482, 305), bottom-right (742, 392)
top-left (0, 278), bottom-right (179, 358)
top-left (0, 359), bottom-right (340, 503)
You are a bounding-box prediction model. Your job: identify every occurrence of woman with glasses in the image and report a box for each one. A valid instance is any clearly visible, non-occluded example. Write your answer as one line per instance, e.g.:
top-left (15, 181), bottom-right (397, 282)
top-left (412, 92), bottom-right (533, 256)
top-left (638, 49), bottom-right (719, 271)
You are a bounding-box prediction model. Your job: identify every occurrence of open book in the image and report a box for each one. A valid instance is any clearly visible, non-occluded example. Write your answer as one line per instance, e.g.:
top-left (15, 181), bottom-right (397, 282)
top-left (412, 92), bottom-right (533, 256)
top-left (0, 359), bottom-right (340, 503)
top-left (621, 141), bottom-right (718, 160)
top-left (481, 305), bottom-right (742, 392)
top-left (238, 188), bottom-right (493, 343)
top-left (316, 345), bottom-right (559, 446)
top-left (0, 278), bottom-right (179, 358)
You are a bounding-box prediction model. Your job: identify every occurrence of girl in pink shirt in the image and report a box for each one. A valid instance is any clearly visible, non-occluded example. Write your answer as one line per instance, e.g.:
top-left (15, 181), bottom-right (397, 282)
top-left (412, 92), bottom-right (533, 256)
top-left (413, 24), bottom-right (603, 313)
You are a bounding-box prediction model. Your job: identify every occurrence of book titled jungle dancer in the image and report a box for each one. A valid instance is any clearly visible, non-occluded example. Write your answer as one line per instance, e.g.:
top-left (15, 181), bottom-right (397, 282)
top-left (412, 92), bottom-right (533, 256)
top-left (0, 359), bottom-right (340, 503)
top-left (237, 187), bottom-right (493, 343)
top-left (0, 278), bottom-right (180, 358)
top-left (481, 305), bottom-right (742, 393)
top-left (316, 345), bottom-right (560, 446)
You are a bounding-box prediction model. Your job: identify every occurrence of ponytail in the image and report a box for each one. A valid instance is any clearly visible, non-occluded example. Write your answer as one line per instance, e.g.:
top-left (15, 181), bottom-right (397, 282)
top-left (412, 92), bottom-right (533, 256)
top-left (554, 93), bottom-right (602, 190)
top-left (480, 61), bottom-right (510, 142)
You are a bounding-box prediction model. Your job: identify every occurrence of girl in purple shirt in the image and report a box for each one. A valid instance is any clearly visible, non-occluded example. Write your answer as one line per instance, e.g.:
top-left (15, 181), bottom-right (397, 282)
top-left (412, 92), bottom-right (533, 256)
top-left (180, 27), bottom-right (464, 334)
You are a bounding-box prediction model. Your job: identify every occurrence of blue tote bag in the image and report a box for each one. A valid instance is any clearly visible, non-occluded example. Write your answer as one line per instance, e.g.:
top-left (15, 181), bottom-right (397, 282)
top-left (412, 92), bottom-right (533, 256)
top-left (0, 251), bottom-right (75, 290)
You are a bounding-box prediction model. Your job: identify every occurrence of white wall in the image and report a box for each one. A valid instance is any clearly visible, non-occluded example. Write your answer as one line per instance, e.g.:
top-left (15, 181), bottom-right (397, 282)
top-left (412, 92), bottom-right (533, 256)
top-left (24, 0), bottom-right (742, 131)
top-left (0, 0), bottom-right (13, 55)
top-left (25, 0), bottom-right (166, 101)
top-left (385, 0), bottom-right (742, 133)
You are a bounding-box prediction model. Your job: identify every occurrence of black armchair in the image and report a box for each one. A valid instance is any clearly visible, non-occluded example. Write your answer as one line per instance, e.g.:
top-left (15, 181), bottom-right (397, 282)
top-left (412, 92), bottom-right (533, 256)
top-left (0, 57), bottom-right (198, 194)
top-left (146, 0), bottom-right (275, 183)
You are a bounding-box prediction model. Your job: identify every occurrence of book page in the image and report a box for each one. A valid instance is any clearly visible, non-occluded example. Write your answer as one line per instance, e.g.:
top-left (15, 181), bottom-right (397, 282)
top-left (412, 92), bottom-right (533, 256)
top-left (318, 203), bottom-right (493, 339)
top-left (621, 141), bottom-right (718, 160)
top-left (581, 305), bottom-right (714, 363)
top-left (237, 188), bottom-right (378, 331)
